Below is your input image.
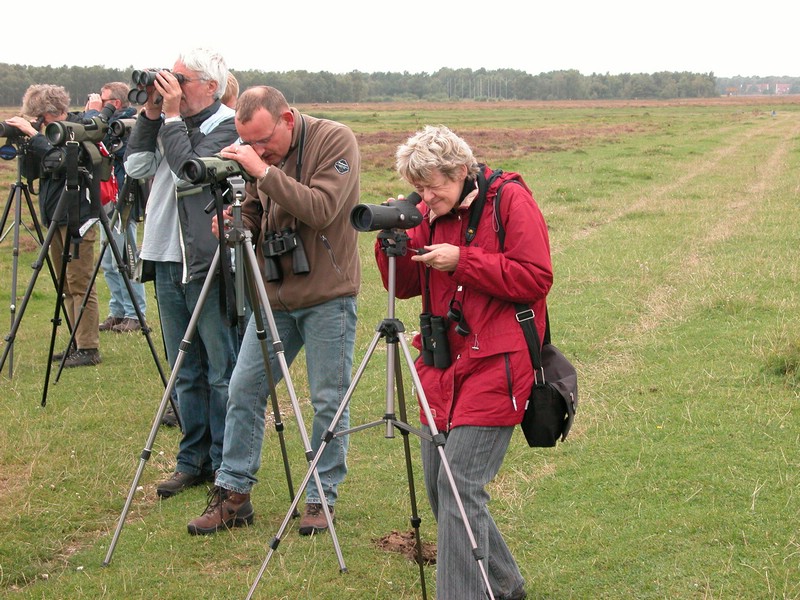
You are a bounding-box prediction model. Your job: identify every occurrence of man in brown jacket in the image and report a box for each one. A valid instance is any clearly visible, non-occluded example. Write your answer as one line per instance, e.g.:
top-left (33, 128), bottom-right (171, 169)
top-left (188, 85), bottom-right (361, 536)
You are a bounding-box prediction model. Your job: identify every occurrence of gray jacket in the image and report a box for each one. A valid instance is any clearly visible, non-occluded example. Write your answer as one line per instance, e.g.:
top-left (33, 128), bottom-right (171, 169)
top-left (124, 101), bottom-right (238, 282)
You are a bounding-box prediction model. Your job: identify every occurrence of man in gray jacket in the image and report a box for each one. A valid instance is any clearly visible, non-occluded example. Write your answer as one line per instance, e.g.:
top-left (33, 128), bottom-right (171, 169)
top-left (124, 48), bottom-right (239, 498)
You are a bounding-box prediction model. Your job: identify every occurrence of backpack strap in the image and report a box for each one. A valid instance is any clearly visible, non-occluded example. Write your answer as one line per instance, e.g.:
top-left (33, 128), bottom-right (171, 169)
top-left (465, 167), bottom-right (503, 245)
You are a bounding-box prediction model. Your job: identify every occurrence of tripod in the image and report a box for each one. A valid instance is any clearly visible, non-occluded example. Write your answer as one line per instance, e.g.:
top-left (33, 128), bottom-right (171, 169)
top-left (102, 176), bottom-right (343, 569)
top-left (0, 143), bottom-right (94, 405)
top-left (244, 230), bottom-right (495, 600)
top-left (0, 139), bottom-right (69, 378)
top-left (49, 174), bottom-right (176, 421)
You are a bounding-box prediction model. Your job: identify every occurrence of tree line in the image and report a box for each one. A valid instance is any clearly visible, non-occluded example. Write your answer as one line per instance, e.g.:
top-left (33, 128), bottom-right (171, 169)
top-left (1, 63), bottom-right (798, 108)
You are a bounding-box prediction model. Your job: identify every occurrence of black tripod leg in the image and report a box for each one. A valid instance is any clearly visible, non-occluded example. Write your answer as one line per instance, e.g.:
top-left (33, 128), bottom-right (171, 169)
top-left (54, 227), bottom-right (100, 383)
top-left (103, 248), bottom-right (223, 566)
top-left (243, 325), bottom-right (390, 600)
top-left (239, 241), bottom-right (344, 560)
top-left (396, 333), bottom-right (495, 600)
top-left (1, 183), bottom-right (21, 377)
top-left (90, 206), bottom-right (175, 422)
top-left (243, 262), bottom-right (298, 516)
top-left (392, 343), bottom-right (430, 599)
top-left (42, 230), bottom-right (73, 406)
top-left (0, 183), bottom-right (15, 237)
top-left (0, 218), bottom-right (66, 376)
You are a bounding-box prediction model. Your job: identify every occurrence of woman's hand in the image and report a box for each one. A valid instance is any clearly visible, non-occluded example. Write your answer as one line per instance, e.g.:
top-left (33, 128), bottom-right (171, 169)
top-left (411, 243), bottom-right (460, 271)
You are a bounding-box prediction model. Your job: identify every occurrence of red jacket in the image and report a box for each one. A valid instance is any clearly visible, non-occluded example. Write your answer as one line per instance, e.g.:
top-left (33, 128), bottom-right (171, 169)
top-left (375, 167), bottom-right (553, 431)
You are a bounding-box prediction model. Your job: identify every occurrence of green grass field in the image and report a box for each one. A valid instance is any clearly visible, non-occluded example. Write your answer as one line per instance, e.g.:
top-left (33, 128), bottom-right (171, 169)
top-left (1, 97), bottom-right (799, 599)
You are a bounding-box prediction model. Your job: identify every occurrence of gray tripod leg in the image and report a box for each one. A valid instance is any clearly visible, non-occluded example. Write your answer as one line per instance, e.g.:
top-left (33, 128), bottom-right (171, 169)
top-left (244, 250), bottom-right (495, 600)
top-left (103, 248), bottom-right (225, 566)
top-left (239, 239), bottom-right (345, 571)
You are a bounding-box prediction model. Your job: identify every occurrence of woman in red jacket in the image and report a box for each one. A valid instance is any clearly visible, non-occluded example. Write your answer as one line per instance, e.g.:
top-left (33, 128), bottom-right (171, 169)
top-left (374, 125), bottom-right (552, 600)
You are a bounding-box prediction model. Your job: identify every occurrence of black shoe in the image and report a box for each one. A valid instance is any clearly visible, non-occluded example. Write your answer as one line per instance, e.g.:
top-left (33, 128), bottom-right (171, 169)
top-left (161, 404), bottom-right (180, 427)
top-left (156, 471), bottom-right (206, 498)
top-left (63, 348), bottom-right (101, 368)
top-left (493, 584), bottom-right (527, 600)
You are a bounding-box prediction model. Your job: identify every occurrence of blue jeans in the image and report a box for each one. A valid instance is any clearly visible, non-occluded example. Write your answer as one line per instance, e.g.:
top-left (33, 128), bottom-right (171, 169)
top-left (154, 261), bottom-right (239, 476)
top-left (216, 295), bottom-right (357, 506)
top-left (421, 425), bottom-right (525, 600)
top-left (101, 214), bottom-right (147, 319)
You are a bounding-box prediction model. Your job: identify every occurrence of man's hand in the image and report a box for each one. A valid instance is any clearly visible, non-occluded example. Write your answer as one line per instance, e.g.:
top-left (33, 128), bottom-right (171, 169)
top-left (155, 70), bottom-right (183, 118)
top-left (219, 144), bottom-right (269, 180)
top-left (85, 93), bottom-right (102, 112)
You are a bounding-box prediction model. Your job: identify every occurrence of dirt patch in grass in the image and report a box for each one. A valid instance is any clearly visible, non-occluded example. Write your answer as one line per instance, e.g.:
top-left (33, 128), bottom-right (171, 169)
top-left (374, 529), bottom-right (437, 565)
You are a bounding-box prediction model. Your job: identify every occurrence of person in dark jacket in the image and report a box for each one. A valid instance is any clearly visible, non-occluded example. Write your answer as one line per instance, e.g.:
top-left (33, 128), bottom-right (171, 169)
top-left (85, 81), bottom-right (147, 334)
top-left (4, 84), bottom-right (103, 368)
top-left (124, 47), bottom-right (239, 499)
top-left (374, 125), bottom-right (553, 600)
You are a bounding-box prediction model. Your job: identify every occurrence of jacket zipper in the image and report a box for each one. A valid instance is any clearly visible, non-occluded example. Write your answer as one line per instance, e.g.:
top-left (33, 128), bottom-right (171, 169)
top-left (321, 235), bottom-right (342, 275)
top-left (504, 353), bottom-right (517, 411)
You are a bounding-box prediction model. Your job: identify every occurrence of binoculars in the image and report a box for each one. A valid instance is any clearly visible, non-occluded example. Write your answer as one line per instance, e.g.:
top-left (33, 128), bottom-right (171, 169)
top-left (420, 313), bottom-right (451, 369)
top-left (262, 227), bottom-right (310, 282)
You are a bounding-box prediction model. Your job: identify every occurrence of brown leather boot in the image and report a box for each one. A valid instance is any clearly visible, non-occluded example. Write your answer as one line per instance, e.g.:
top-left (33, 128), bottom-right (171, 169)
top-left (187, 486), bottom-right (254, 536)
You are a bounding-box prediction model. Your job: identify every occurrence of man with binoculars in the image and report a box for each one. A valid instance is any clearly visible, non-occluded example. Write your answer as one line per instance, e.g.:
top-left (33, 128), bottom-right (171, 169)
top-left (186, 85), bottom-right (361, 537)
top-left (123, 48), bottom-right (239, 500)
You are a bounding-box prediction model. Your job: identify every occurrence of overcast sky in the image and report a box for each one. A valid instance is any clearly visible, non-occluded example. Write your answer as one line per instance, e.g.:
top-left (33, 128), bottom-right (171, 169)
top-left (3, 1), bottom-right (794, 78)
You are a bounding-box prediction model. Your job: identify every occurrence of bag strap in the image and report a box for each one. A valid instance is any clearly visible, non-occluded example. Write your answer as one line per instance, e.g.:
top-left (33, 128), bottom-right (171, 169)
top-left (490, 178), bottom-right (551, 384)
top-left (516, 302), bottom-right (550, 384)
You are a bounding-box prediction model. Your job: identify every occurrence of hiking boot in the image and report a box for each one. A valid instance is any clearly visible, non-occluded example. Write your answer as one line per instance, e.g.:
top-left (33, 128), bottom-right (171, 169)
top-left (99, 316), bottom-right (124, 331)
top-left (156, 471), bottom-right (206, 498)
top-left (52, 344), bottom-right (77, 362)
top-left (298, 502), bottom-right (334, 536)
top-left (112, 318), bottom-right (141, 333)
top-left (161, 403), bottom-right (180, 427)
top-left (63, 348), bottom-right (101, 368)
top-left (187, 486), bottom-right (254, 535)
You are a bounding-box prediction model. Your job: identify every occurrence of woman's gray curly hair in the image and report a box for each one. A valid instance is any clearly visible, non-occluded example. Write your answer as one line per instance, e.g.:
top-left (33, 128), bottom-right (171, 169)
top-left (395, 125), bottom-right (479, 184)
top-left (21, 84), bottom-right (70, 119)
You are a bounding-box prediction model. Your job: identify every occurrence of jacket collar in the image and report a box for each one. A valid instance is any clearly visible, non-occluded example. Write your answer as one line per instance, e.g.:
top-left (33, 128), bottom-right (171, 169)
top-left (185, 100), bottom-right (222, 129)
top-left (428, 176), bottom-right (478, 224)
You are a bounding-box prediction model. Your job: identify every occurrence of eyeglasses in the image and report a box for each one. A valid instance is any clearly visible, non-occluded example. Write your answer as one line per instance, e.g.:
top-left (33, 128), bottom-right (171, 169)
top-left (240, 118), bottom-right (281, 148)
top-left (178, 76), bottom-right (208, 84)
top-left (100, 97), bottom-right (113, 103)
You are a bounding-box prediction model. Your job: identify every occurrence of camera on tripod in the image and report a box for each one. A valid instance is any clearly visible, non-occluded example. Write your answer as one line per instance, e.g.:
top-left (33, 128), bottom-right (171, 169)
top-left (107, 118), bottom-right (136, 153)
top-left (350, 192), bottom-right (424, 232)
top-left (127, 69), bottom-right (185, 104)
top-left (179, 154), bottom-right (255, 185)
top-left (109, 118), bottom-right (135, 140)
top-left (0, 120), bottom-right (42, 182)
top-left (0, 122), bottom-right (36, 140)
top-left (263, 227), bottom-right (310, 282)
top-left (44, 103), bottom-right (115, 146)
top-left (40, 103), bottom-right (116, 177)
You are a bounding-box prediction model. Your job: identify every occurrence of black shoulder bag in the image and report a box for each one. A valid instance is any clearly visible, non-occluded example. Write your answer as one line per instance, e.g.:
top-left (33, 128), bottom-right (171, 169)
top-left (470, 176), bottom-right (579, 447)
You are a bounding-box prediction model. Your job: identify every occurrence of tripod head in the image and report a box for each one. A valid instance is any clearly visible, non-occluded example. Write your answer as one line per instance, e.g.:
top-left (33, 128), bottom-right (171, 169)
top-left (0, 134), bottom-right (41, 192)
top-left (377, 228), bottom-right (410, 258)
